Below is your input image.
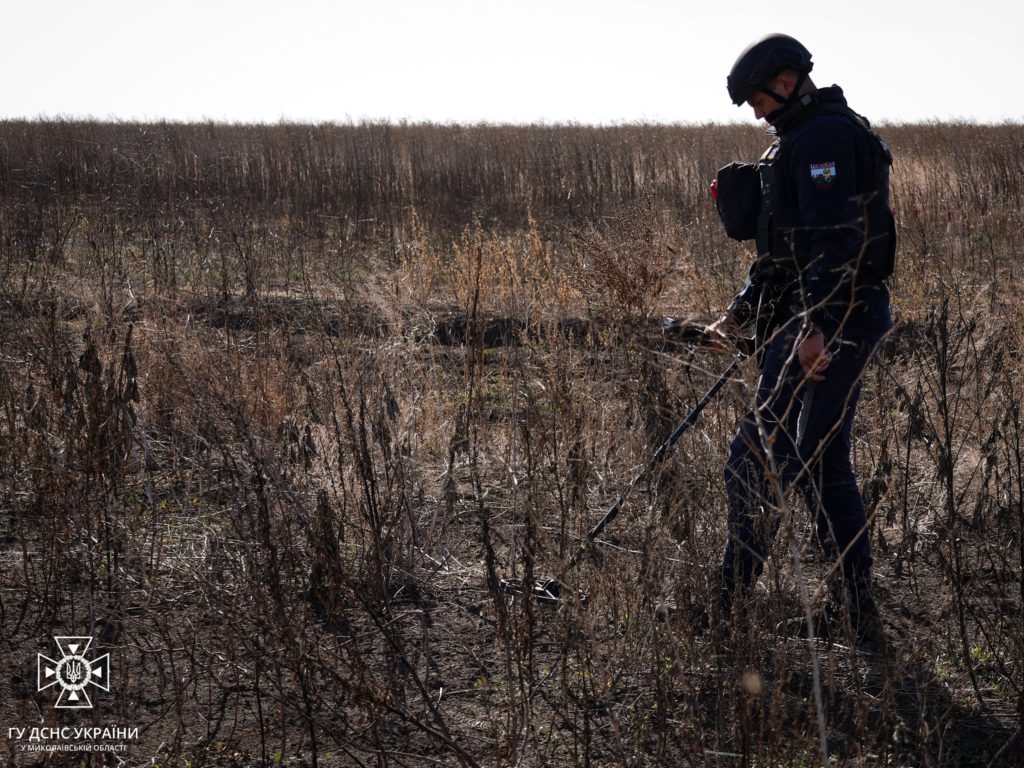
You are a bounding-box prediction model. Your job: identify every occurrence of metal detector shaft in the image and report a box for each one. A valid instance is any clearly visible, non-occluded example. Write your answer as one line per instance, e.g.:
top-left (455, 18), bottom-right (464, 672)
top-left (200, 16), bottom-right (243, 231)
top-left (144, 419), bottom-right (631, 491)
top-left (561, 353), bottom-right (744, 574)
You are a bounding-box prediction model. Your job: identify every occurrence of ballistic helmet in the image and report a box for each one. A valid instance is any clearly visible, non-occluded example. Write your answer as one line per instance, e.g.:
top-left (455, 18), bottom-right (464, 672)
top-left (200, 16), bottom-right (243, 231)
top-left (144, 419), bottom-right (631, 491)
top-left (727, 33), bottom-right (813, 106)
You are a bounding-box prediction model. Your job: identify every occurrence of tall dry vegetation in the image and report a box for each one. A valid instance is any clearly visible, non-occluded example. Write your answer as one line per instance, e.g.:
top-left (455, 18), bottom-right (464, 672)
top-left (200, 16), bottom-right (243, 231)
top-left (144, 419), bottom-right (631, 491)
top-left (1, 119), bottom-right (1023, 767)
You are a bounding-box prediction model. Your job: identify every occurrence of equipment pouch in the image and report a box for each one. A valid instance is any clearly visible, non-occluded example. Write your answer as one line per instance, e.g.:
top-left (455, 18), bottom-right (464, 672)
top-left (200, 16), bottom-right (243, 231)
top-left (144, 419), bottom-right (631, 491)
top-left (873, 133), bottom-right (897, 280)
top-left (881, 209), bottom-right (897, 279)
top-left (714, 162), bottom-right (761, 241)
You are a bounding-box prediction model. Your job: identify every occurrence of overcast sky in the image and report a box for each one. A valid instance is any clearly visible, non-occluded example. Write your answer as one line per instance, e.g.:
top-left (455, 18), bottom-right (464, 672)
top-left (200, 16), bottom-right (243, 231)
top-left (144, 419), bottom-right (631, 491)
top-left (3, 0), bottom-right (1020, 125)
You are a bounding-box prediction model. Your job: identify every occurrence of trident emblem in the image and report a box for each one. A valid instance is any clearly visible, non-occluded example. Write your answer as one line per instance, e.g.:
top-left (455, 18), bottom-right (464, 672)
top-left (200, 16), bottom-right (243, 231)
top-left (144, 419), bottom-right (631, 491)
top-left (37, 636), bottom-right (110, 709)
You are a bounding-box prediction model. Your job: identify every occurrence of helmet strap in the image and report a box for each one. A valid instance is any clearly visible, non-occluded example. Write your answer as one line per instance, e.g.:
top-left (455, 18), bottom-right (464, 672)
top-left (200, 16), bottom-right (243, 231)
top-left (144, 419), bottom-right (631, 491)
top-left (760, 71), bottom-right (809, 107)
top-left (761, 71), bottom-right (812, 125)
top-left (787, 71), bottom-right (809, 103)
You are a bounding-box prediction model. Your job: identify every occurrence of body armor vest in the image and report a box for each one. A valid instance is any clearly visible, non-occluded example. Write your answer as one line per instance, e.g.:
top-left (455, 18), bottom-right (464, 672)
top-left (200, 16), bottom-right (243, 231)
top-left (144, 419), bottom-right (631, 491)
top-left (756, 104), bottom-right (896, 282)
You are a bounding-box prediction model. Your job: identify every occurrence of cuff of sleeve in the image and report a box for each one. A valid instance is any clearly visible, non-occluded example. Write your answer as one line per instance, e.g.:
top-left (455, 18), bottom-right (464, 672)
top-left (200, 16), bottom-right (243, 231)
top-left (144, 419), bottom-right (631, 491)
top-left (807, 312), bottom-right (837, 339)
top-left (727, 300), bottom-right (753, 329)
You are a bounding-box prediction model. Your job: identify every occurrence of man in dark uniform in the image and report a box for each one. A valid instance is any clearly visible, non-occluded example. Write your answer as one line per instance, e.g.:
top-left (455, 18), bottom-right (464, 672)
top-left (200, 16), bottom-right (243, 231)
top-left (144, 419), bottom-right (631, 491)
top-left (706, 33), bottom-right (895, 645)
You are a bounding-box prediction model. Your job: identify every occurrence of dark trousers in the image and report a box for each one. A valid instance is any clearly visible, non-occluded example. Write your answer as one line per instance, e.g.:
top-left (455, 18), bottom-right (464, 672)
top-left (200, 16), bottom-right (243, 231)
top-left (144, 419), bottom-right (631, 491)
top-left (720, 320), bottom-right (885, 606)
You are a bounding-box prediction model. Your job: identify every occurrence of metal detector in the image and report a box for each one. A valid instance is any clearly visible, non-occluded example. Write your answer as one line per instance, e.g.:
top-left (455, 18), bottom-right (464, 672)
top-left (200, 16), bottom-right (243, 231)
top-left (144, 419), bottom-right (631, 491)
top-left (499, 324), bottom-right (750, 602)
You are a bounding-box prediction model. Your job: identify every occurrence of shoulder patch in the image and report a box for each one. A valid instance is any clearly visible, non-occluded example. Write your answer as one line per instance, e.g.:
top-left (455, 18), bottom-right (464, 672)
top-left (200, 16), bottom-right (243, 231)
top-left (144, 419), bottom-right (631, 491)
top-left (810, 161), bottom-right (836, 189)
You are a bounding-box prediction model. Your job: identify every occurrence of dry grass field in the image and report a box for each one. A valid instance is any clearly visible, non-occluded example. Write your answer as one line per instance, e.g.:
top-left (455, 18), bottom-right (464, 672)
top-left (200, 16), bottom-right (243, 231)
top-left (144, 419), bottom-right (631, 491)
top-left (1, 119), bottom-right (1022, 767)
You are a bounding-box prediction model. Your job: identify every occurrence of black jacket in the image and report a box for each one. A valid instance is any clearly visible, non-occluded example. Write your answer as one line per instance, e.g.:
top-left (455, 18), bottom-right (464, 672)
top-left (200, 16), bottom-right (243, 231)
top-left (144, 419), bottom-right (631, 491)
top-left (727, 86), bottom-right (894, 339)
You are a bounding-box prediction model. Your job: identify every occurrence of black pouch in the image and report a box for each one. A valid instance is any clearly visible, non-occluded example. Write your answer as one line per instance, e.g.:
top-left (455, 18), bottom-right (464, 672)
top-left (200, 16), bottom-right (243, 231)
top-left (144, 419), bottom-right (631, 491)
top-left (714, 162), bottom-right (760, 241)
